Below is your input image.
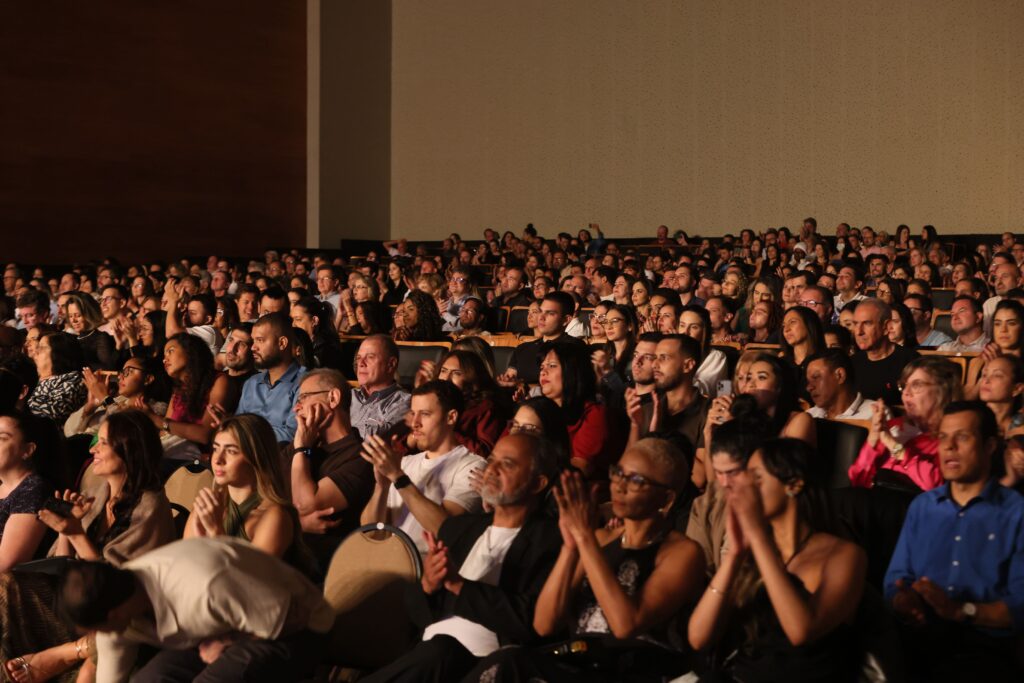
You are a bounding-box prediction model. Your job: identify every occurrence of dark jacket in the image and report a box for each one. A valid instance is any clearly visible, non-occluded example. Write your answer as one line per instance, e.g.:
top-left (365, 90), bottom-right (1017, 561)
top-left (410, 509), bottom-right (561, 645)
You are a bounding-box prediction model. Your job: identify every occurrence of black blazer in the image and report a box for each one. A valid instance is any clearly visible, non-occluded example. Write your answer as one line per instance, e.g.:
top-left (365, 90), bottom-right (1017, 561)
top-left (412, 510), bottom-right (561, 646)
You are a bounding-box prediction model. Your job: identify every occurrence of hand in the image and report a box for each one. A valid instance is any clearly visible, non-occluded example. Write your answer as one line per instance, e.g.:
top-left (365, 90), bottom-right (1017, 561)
top-left (724, 503), bottom-right (750, 556)
top-left (293, 401), bottom-right (331, 449)
top-left (81, 367), bottom-right (109, 405)
top-left (205, 402), bottom-right (228, 429)
top-left (724, 471), bottom-right (766, 537)
top-left (422, 532), bottom-right (451, 594)
top-left (647, 390), bottom-right (663, 433)
top-left (437, 298), bottom-right (449, 315)
top-left (466, 465), bottom-right (494, 512)
top-left (552, 471), bottom-right (597, 547)
top-left (360, 434), bottom-right (405, 483)
top-left (198, 635), bottom-right (238, 665)
top-left (38, 490), bottom-right (94, 537)
top-left (299, 507), bottom-right (341, 534)
top-left (625, 387), bottom-right (644, 426)
top-left (867, 400), bottom-right (888, 448)
top-left (980, 342), bottom-right (1002, 365)
top-left (192, 487), bottom-right (226, 537)
top-left (591, 349), bottom-right (612, 379)
top-left (415, 360), bottom-right (436, 388)
top-left (912, 577), bottom-right (963, 622)
top-left (891, 578), bottom-right (927, 625)
top-left (496, 368), bottom-right (519, 387)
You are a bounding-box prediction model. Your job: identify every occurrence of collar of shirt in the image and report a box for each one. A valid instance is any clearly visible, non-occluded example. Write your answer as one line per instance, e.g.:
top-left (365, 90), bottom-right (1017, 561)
top-left (355, 383), bottom-right (402, 402)
top-left (933, 477), bottom-right (1004, 510)
top-left (257, 362), bottom-right (302, 389)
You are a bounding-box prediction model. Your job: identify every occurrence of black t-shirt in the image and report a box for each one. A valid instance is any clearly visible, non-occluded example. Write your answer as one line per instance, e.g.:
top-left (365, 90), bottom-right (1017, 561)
top-left (510, 333), bottom-right (586, 384)
top-left (851, 345), bottom-right (919, 406)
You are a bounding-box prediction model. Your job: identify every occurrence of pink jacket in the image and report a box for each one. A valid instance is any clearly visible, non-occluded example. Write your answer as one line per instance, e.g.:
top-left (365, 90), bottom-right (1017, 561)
top-left (848, 417), bottom-right (942, 491)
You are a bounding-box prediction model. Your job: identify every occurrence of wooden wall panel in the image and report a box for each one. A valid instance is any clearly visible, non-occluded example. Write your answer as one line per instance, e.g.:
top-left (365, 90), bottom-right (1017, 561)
top-left (0, 1), bottom-right (307, 265)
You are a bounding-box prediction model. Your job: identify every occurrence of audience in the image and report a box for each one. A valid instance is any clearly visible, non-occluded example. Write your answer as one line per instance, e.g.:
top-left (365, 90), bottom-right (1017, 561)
top-left (4, 225), bottom-right (1024, 679)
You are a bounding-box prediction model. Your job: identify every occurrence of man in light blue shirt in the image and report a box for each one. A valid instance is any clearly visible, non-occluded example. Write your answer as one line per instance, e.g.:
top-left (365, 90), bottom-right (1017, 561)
top-left (236, 312), bottom-right (306, 442)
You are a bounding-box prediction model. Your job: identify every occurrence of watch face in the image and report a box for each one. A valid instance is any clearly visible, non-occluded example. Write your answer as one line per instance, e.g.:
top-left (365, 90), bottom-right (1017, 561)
top-left (963, 602), bottom-right (977, 617)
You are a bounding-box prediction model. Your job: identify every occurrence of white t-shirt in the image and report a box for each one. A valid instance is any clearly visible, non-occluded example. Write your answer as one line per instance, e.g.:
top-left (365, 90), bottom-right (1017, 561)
top-left (422, 525), bottom-right (522, 656)
top-left (186, 324), bottom-right (220, 355)
top-left (386, 445), bottom-right (485, 553)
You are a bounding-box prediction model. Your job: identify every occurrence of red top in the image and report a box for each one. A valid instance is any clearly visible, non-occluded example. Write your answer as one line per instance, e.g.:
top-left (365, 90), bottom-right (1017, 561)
top-left (567, 402), bottom-right (618, 474)
top-left (848, 417), bottom-right (942, 491)
top-left (455, 397), bottom-right (507, 456)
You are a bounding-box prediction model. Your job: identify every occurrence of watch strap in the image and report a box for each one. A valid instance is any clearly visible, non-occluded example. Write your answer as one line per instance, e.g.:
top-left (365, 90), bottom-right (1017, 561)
top-left (393, 474), bottom-right (413, 490)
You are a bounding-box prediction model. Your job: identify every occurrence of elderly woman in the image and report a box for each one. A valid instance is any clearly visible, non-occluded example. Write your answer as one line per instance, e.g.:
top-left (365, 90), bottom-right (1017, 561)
top-left (848, 356), bottom-right (961, 491)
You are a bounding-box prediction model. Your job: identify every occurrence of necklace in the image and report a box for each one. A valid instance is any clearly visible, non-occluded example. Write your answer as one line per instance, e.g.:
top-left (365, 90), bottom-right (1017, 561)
top-left (620, 529), bottom-right (665, 549)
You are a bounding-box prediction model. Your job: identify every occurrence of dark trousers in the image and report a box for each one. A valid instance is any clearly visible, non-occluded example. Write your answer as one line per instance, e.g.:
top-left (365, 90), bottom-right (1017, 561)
top-left (131, 630), bottom-right (326, 683)
top-left (360, 635), bottom-right (479, 683)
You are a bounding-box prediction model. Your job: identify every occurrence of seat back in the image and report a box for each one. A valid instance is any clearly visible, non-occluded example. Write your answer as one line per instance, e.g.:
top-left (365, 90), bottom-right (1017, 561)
top-left (931, 288), bottom-right (956, 311)
top-left (933, 312), bottom-right (953, 339)
top-left (491, 345), bottom-right (516, 374)
top-left (323, 524), bottom-right (423, 669)
top-left (917, 349), bottom-right (975, 382)
top-left (338, 336), bottom-right (367, 381)
top-left (814, 418), bottom-right (869, 489)
top-left (506, 306), bottom-right (533, 335)
top-left (711, 344), bottom-right (741, 378)
top-left (164, 464), bottom-right (213, 512)
top-left (396, 341), bottom-right (452, 388)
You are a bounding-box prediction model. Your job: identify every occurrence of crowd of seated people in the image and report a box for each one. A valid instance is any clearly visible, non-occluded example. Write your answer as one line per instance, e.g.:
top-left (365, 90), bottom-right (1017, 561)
top-left (0, 220), bottom-right (1023, 681)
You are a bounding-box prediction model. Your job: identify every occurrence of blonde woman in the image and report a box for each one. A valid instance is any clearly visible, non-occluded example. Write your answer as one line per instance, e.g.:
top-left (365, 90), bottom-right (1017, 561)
top-left (337, 272), bottom-right (380, 333)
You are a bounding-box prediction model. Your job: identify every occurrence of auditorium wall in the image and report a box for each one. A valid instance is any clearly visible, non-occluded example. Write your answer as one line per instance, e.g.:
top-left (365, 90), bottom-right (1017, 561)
top-left (390, 0), bottom-right (1024, 239)
top-left (0, 2), bottom-right (307, 265)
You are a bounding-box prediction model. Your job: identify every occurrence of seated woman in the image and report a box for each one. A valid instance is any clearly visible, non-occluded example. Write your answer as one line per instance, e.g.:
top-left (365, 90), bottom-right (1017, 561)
top-left (780, 306), bottom-right (826, 373)
top-left (26, 331), bottom-right (87, 429)
top-left (136, 333), bottom-right (230, 466)
top-left (291, 296), bottom-right (344, 370)
top-left (706, 353), bottom-right (815, 453)
top-left (350, 300), bottom-right (389, 336)
top-left (63, 357), bottom-right (168, 438)
top-left (746, 300), bottom-right (782, 345)
top-left (0, 412), bottom-right (60, 571)
top-left (585, 302), bottom-right (612, 346)
top-left (3, 409), bottom-right (175, 683)
top-left (392, 290), bottom-right (446, 342)
top-left (465, 439), bottom-right (705, 682)
top-left (539, 342), bottom-right (616, 478)
top-left (185, 414), bottom-right (311, 572)
top-left (978, 354), bottom-right (1024, 436)
top-left (337, 272), bottom-right (381, 334)
top-left (687, 438), bottom-right (867, 682)
top-left (848, 356), bottom-right (961, 492)
top-left (121, 310), bottom-right (167, 360)
top-left (507, 396), bottom-right (572, 467)
top-left (964, 299), bottom-right (1024, 399)
top-left (63, 292), bottom-right (119, 371)
top-left (592, 304), bottom-right (637, 396)
top-left (886, 302), bottom-right (919, 351)
top-left (680, 305), bottom-right (729, 398)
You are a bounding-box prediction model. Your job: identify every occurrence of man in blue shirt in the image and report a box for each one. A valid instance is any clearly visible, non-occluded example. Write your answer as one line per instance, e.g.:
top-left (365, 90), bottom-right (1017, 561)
top-left (885, 401), bottom-right (1024, 680)
top-left (236, 312), bottom-right (306, 442)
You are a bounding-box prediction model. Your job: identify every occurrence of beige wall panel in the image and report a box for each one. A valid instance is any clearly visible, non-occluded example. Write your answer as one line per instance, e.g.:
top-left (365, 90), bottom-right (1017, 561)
top-left (392, 0), bottom-right (1024, 238)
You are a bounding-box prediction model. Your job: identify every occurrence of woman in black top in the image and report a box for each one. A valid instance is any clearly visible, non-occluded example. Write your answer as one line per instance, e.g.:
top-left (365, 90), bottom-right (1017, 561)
top-left (63, 293), bottom-right (118, 370)
top-left (381, 261), bottom-right (409, 307)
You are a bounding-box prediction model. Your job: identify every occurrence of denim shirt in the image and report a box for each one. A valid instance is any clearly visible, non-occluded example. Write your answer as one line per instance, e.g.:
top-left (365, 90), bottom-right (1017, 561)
top-left (350, 384), bottom-right (411, 438)
top-left (236, 363), bottom-right (306, 442)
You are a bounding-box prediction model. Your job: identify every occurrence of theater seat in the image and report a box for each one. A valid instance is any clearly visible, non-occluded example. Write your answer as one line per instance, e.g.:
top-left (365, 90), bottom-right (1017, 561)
top-left (506, 306), bottom-right (533, 335)
top-left (396, 341), bottom-right (452, 388)
top-left (814, 418), bottom-right (868, 489)
top-left (322, 523), bottom-right (423, 675)
top-left (164, 462), bottom-right (213, 537)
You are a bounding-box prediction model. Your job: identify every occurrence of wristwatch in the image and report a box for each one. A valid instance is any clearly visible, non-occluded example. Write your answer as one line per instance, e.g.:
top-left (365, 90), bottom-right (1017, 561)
top-left (962, 602), bottom-right (978, 622)
top-left (393, 474), bottom-right (413, 490)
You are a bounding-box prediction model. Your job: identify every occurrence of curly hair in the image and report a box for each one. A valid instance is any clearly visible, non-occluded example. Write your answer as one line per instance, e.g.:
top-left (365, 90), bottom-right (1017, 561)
top-left (397, 290), bottom-right (445, 341)
top-left (166, 333), bottom-right (216, 421)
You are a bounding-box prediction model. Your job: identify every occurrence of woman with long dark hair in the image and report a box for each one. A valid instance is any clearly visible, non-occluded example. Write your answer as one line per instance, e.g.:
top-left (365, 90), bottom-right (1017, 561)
top-left (780, 305), bottom-right (827, 370)
top-left (291, 296), bottom-right (344, 370)
top-left (3, 410), bottom-right (175, 683)
top-left (539, 341), bottom-right (616, 477)
top-left (593, 304), bottom-right (637, 394)
top-left (121, 310), bottom-right (167, 360)
top-left (393, 290), bottom-right (446, 342)
top-left (0, 412), bottom-right (60, 571)
top-left (680, 304), bottom-right (730, 398)
top-left (688, 438), bottom-right (867, 681)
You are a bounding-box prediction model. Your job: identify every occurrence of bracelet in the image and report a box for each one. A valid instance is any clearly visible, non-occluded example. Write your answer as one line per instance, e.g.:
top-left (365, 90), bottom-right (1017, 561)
top-left (162, 418), bottom-right (171, 433)
top-left (708, 584), bottom-right (727, 598)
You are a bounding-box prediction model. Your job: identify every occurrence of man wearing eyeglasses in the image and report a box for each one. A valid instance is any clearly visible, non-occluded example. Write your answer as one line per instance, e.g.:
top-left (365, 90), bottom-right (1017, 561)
top-left (904, 293), bottom-right (953, 347)
top-left (798, 285), bottom-right (835, 325)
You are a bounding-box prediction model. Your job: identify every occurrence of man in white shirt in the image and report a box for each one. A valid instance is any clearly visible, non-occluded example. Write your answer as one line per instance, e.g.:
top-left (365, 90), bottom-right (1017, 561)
top-left (938, 296), bottom-right (989, 354)
top-left (164, 286), bottom-right (220, 355)
top-left (833, 264), bottom-right (867, 312)
top-left (360, 380), bottom-right (484, 554)
top-left (805, 350), bottom-right (875, 420)
top-left (361, 433), bottom-right (561, 682)
top-left (58, 538), bottom-right (333, 683)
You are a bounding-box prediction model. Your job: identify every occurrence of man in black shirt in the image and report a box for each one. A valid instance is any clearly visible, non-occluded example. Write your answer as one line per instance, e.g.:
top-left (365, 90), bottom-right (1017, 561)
top-left (498, 292), bottom-right (584, 385)
top-left (851, 298), bottom-right (919, 406)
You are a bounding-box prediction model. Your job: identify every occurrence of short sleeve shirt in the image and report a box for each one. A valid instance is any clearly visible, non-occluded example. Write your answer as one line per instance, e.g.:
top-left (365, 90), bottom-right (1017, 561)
top-left (0, 473), bottom-right (49, 541)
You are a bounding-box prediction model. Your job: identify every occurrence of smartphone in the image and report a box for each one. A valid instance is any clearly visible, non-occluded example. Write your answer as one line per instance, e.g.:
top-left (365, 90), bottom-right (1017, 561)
top-left (717, 379), bottom-right (733, 396)
top-left (42, 498), bottom-right (74, 518)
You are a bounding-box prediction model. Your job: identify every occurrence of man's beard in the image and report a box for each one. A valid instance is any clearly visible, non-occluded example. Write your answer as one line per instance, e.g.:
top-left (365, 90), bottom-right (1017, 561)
top-left (254, 350), bottom-right (281, 370)
top-left (481, 482), bottom-right (530, 508)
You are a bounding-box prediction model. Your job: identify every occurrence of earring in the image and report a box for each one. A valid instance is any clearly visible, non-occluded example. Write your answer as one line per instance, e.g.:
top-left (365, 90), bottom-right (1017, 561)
top-left (786, 490), bottom-right (795, 498)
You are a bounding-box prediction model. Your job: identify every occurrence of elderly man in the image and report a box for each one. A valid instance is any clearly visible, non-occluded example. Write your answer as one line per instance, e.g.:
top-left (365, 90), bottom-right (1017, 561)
top-left (350, 334), bottom-right (411, 438)
top-left (850, 299), bottom-right (919, 406)
top-left (805, 350), bottom-right (875, 420)
top-left (59, 538), bottom-right (333, 683)
top-left (983, 260), bottom-right (1023, 335)
top-left (361, 432), bottom-right (561, 683)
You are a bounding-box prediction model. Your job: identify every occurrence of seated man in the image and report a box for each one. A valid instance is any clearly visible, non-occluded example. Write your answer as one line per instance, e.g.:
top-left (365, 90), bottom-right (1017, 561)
top-left (236, 312), bottom-right (306, 442)
top-left (850, 298), bottom-right (919, 406)
top-left (351, 334), bottom-right (411, 437)
top-left (360, 380), bottom-right (485, 554)
top-left (938, 295), bottom-right (989, 353)
top-left (452, 296), bottom-right (489, 338)
top-left (885, 401), bottom-right (1024, 681)
top-left (905, 293), bottom-right (953, 348)
top-left (291, 368), bottom-right (375, 559)
top-left (499, 292), bottom-right (584, 386)
top-left (362, 432), bottom-right (561, 683)
top-left (805, 349), bottom-right (875, 420)
top-left (59, 537), bottom-right (333, 683)
top-left (14, 289), bottom-right (50, 331)
top-left (164, 286), bottom-right (220, 355)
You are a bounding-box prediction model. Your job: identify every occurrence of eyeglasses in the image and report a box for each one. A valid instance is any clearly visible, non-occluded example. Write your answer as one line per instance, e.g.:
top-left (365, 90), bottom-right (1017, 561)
top-left (509, 421), bottom-right (542, 435)
top-left (602, 318), bottom-right (626, 327)
top-left (452, 277), bottom-right (467, 284)
top-left (898, 380), bottom-right (937, 395)
top-left (296, 390), bottom-right (330, 404)
top-left (609, 464), bottom-right (670, 492)
top-left (798, 299), bottom-right (823, 308)
top-left (119, 366), bottom-right (145, 378)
